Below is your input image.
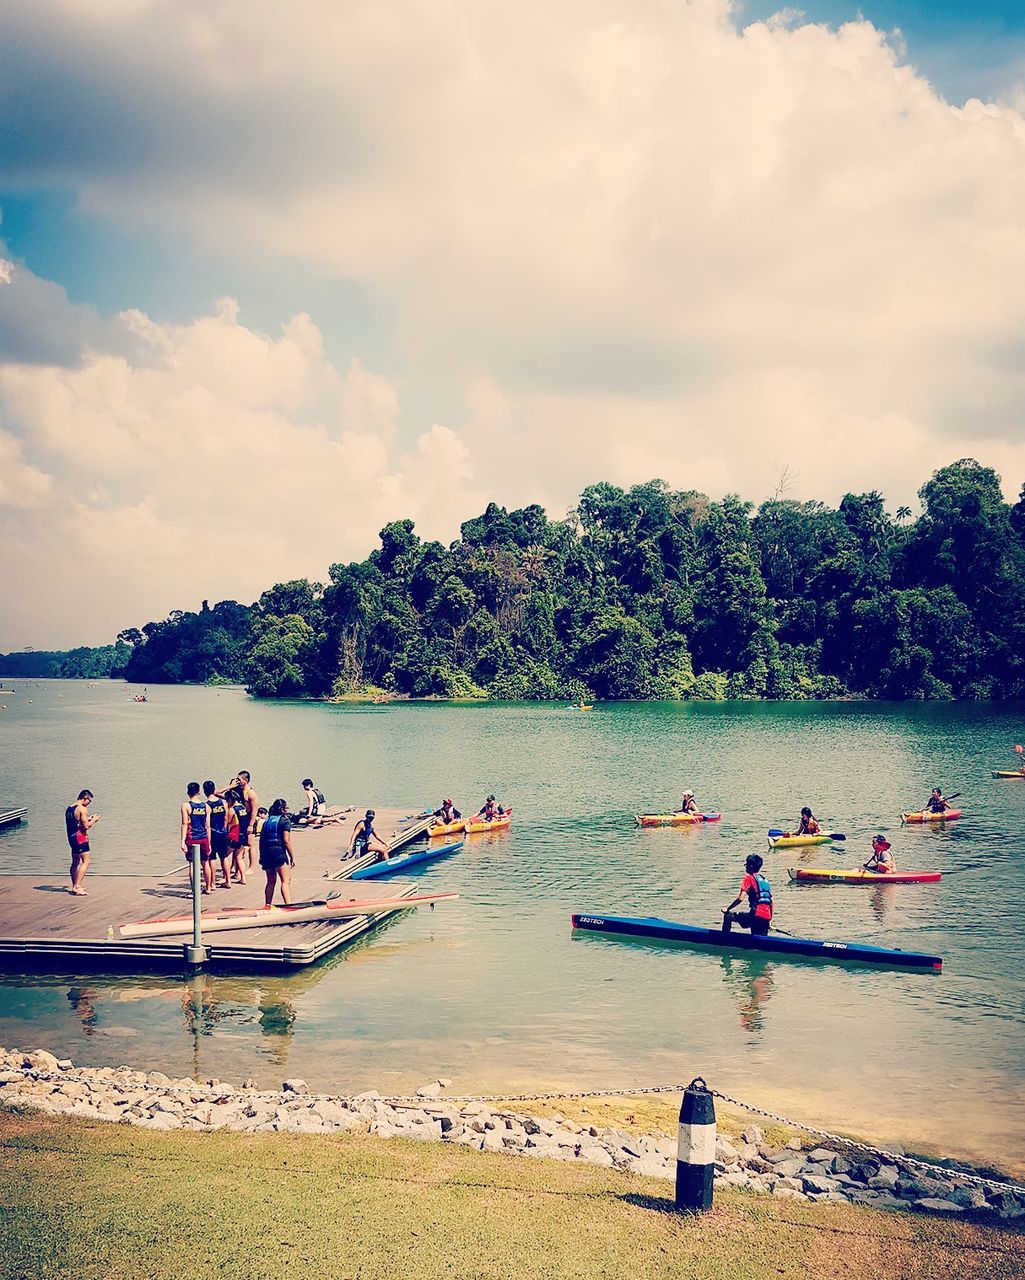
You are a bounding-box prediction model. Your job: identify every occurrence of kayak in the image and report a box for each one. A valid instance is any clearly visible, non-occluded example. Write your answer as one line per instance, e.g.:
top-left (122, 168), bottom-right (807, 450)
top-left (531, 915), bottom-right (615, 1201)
top-left (767, 833), bottom-right (832, 849)
top-left (788, 867), bottom-right (942, 885)
top-left (901, 809), bottom-right (963, 824)
top-left (350, 840), bottom-right (463, 880)
top-left (569, 705), bottom-right (594, 710)
top-left (992, 771), bottom-right (1025, 779)
top-left (428, 818), bottom-right (467, 837)
top-left (635, 812), bottom-right (722, 827)
top-left (465, 807), bottom-right (512, 834)
top-left (570, 913), bottom-right (942, 971)
top-left (119, 891), bottom-right (459, 939)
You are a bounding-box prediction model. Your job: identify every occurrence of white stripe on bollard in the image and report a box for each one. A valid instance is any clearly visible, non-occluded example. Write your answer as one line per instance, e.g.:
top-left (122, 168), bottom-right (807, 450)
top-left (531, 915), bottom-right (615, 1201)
top-left (677, 1120), bottom-right (716, 1166)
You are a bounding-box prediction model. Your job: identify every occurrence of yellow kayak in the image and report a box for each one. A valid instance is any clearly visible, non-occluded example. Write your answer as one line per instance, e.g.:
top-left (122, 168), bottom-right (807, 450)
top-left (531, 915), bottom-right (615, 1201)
top-left (429, 818), bottom-right (467, 837)
top-left (767, 833), bottom-right (832, 849)
top-left (465, 808), bottom-right (512, 834)
top-left (635, 812), bottom-right (722, 827)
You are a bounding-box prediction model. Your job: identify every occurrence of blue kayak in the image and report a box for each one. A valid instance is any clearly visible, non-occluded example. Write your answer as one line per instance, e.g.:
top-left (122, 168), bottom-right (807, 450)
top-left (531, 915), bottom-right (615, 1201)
top-left (350, 840), bottom-right (464, 880)
top-left (571, 913), bottom-right (942, 972)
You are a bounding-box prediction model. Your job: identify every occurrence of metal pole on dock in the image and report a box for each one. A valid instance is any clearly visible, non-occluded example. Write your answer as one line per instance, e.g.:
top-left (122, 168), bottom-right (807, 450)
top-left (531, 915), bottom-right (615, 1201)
top-left (184, 842), bottom-right (204, 967)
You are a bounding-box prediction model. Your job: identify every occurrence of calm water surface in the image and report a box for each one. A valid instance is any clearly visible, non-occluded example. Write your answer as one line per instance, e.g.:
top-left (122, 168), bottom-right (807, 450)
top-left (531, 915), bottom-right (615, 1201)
top-left (1, 682), bottom-right (1023, 1166)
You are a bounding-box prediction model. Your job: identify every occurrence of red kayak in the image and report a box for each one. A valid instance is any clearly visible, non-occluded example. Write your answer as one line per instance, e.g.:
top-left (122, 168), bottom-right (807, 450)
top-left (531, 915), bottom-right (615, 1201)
top-left (788, 868), bottom-right (942, 885)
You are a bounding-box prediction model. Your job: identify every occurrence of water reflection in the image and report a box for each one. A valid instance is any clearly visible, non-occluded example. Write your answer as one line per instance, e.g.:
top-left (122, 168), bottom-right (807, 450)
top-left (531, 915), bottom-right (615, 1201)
top-left (67, 985), bottom-right (100, 1034)
top-left (718, 955), bottom-right (775, 1036)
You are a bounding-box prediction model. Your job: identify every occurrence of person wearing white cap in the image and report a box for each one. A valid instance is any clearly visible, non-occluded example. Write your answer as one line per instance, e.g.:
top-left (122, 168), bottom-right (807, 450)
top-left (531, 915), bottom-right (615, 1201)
top-left (678, 790), bottom-right (698, 815)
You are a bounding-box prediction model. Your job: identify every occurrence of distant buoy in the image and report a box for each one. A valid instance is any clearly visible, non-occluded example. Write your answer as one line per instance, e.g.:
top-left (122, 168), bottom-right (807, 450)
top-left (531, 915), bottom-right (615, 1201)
top-left (27, 700), bottom-right (32, 704)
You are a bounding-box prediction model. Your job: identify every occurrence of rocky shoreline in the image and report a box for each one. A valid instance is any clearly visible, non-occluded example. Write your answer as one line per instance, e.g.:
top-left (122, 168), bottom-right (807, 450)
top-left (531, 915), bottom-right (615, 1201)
top-left (3, 1048), bottom-right (1023, 1224)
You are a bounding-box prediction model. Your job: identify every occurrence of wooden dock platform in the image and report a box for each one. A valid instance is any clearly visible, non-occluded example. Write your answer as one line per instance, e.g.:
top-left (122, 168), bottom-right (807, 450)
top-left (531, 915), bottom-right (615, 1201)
top-left (0, 805), bottom-right (445, 974)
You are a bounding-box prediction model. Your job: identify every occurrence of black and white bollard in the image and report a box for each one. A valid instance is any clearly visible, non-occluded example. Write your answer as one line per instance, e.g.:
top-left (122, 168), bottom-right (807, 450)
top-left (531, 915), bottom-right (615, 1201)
top-left (675, 1077), bottom-right (716, 1214)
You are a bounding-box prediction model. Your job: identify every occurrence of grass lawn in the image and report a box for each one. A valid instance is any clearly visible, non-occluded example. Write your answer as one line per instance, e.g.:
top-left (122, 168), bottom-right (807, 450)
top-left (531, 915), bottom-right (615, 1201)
top-left (1, 1112), bottom-right (1022, 1280)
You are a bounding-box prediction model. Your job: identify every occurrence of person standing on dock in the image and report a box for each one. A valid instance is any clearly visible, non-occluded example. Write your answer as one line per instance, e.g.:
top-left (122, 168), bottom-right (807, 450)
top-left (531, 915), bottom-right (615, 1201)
top-left (225, 787), bottom-right (246, 885)
top-left (181, 782), bottom-right (212, 893)
top-left (239, 770), bottom-right (258, 870)
top-left (65, 789), bottom-right (100, 896)
top-left (204, 781), bottom-right (231, 889)
top-left (721, 855), bottom-right (773, 937)
top-left (259, 799), bottom-right (295, 905)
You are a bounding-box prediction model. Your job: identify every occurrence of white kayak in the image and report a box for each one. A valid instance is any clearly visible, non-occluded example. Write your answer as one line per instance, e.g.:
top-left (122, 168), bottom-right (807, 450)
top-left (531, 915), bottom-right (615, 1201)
top-left (119, 890), bottom-right (459, 939)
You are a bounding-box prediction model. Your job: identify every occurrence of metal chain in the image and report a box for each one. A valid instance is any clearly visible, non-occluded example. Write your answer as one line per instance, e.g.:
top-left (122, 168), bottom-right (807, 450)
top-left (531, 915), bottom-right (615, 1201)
top-left (5, 1068), bottom-right (1022, 1197)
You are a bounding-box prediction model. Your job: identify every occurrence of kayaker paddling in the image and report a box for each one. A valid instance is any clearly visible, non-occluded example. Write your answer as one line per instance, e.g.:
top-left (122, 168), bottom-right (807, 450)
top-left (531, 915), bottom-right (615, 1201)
top-left (721, 855), bottom-right (773, 937)
top-left (925, 787), bottom-right (952, 814)
top-left (796, 807), bottom-right (820, 836)
top-left (475, 794), bottom-right (505, 821)
top-left (863, 835), bottom-right (895, 875)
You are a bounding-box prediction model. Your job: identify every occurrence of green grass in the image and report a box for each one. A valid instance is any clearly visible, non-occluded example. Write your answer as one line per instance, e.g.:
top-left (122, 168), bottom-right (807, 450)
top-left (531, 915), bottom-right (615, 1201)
top-left (1, 1113), bottom-right (1022, 1280)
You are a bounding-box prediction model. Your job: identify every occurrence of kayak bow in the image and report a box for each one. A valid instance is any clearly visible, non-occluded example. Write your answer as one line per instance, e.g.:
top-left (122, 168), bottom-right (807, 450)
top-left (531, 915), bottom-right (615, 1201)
top-left (767, 833), bottom-right (833, 849)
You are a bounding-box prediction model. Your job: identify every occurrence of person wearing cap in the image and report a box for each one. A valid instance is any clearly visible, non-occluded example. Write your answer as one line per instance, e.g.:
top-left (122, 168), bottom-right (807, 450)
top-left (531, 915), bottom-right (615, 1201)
top-left (863, 835), bottom-right (895, 875)
top-left (347, 809), bottom-right (389, 860)
top-left (434, 798), bottom-right (462, 824)
top-left (677, 790), bottom-right (698, 815)
top-left (721, 855), bottom-right (773, 936)
top-left (475, 794), bottom-right (504, 821)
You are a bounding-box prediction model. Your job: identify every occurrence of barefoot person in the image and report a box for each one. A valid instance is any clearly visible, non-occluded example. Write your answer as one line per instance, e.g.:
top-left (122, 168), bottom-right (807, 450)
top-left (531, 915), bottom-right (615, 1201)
top-left (721, 855), bottom-right (773, 937)
top-left (180, 782), bottom-right (212, 893)
top-left (259, 799), bottom-right (295, 905)
top-left (225, 788), bottom-right (247, 884)
top-left (204, 781), bottom-right (231, 889)
top-left (348, 809), bottom-right (389, 860)
top-left (65, 789), bottom-right (100, 895)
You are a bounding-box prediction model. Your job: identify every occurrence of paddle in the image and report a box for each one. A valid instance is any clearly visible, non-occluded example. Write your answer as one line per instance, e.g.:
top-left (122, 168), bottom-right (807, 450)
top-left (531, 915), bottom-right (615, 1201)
top-left (768, 828), bottom-right (846, 841)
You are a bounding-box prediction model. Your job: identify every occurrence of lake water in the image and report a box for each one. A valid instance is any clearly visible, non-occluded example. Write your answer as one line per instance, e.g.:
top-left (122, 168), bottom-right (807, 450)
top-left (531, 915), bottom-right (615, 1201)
top-left (1, 681), bottom-right (1024, 1168)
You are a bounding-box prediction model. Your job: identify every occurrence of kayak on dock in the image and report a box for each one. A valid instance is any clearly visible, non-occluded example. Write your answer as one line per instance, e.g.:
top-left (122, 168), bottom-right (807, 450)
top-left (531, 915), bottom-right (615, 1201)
top-left (635, 812), bottom-right (722, 827)
top-left (570, 913), bottom-right (942, 971)
top-left (901, 809), bottom-right (963, 824)
top-left (119, 891), bottom-right (460, 938)
top-left (767, 833), bottom-right (832, 848)
top-left (465, 807), bottom-right (512, 834)
top-left (350, 840), bottom-right (464, 880)
top-left (788, 867), bottom-right (942, 885)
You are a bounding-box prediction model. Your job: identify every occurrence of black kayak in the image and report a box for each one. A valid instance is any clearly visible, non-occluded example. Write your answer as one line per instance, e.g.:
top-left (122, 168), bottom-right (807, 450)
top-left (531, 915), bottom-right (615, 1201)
top-left (570, 913), bottom-right (942, 972)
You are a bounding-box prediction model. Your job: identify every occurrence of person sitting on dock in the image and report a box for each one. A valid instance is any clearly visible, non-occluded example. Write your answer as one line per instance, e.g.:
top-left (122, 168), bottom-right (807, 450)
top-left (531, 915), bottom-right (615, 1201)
top-left (796, 806), bottom-right (820, 835)
top-left (475, 795), bottom-right (505, 821)
top-left (296, 779), bottom-right (347, 827)
top-left (434, 798), bottom-right (462, 823)
top-left (925, 787), bottom-right (952, 814)
top-left (863, 835), bottom-right (895, 875)
top-left (181, 782), bottom-right (212, 893)
top-left (347, 809), bottom-right (389, 860)
top-left (260, 799), bottom-right (295, 906)
top-left (721, 855), bottom-right (773, 937)
top-left (65, 789), bottom-right (100, 896)
top-left (677, 790), bottom-right (697, 815)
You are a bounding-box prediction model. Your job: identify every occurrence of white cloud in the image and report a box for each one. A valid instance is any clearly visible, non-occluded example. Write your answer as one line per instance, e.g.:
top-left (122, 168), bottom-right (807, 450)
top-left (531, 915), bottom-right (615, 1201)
top-left (1, 0), bottom-right (1025, 643)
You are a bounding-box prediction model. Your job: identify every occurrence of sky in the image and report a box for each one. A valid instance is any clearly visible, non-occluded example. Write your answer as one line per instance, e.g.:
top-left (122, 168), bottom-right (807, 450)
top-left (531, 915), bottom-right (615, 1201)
top-left (2, 0), bottom-right (1025, 649)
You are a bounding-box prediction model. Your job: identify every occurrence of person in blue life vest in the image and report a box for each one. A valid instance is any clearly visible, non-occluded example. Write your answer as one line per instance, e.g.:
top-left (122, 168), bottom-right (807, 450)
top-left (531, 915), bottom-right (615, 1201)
top-left (259, 799), bottom-right (296, 906)
top-left (180, 782), bottom-right (212, 893)
top-left (347, 809), bottom-right (389, 861)
top-left (203, 780), bottom-right (232, 889)
top-left (721, 855), bottom-right (773, 937)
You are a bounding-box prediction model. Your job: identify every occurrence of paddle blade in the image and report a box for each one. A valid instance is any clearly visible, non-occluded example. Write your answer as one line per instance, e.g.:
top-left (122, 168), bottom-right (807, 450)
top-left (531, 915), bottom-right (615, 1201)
top-left (767, 829), bottom-right (785, 837)
top-left (829, 832), bottom-right (847, 841)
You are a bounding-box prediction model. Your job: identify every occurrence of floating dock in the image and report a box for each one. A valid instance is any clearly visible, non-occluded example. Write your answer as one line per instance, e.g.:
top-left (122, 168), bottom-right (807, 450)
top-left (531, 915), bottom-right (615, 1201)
top-left (0, 805), bottom-right (442, 974)
top-left (0, 807), bottom-right (27, 830)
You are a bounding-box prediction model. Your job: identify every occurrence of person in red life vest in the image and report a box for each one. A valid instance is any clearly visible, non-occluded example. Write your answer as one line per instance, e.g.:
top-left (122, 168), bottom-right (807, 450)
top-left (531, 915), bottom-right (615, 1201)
top-left (863, 835), bottom-right (895, 874)
top-left (721, 855), bottom-right (773, 936)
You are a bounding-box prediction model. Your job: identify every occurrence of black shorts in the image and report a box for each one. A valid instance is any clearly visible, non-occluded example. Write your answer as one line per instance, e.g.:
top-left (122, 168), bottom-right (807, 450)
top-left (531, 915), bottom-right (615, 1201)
top-left (736, 911), bottom-right (771, 936)
top-left (211, 830), bottom-right (229, 858)
top-left (69, 840), bottom-right (89, 856)
top-left (260, 852), bottom-right (289, 871)
top-left (238, 821), bottom-right (250, 845)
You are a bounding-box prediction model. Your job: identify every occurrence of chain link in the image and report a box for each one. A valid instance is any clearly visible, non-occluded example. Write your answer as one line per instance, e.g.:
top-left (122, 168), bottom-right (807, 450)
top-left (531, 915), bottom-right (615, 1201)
top-left (5, 1067), bottom-right (1022, 1197)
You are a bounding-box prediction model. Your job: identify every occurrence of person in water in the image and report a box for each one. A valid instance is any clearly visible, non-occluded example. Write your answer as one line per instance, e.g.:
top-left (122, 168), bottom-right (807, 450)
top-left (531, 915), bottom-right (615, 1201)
top-left (65, 789), bottom-right (100, 896)
top-left (348, 809), bottom-right (389, 860)
top-left (721, 855), bottom-right (773, 936)
top-left (925, 787), bottom-right (952, 814)
top-left (475, 794), bottom-right (505, 821)
top-left (678, 790), bottom-right (697, 815)
top-left (434, 798), bottom-right (462, 824)
top-left (259, 799), bottom-right (295, 906)
top-left (181, 782), bottom-right (212, 892)
top-left (863, 835), bottom-right (895, 874)
top-left (203, 781), bottom-right (231, 889)
top-left (796, 807), bottom-right (821, 835)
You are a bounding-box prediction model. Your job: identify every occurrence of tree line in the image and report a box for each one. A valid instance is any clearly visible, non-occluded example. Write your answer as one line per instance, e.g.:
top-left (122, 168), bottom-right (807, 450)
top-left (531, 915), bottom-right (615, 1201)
top-left (8, 459), bottom-right (1024, 701)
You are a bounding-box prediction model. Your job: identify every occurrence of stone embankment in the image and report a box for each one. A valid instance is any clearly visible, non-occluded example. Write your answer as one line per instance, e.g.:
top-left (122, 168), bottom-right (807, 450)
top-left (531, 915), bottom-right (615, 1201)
top-left (3, 1049), bottom-right (1023, 1223)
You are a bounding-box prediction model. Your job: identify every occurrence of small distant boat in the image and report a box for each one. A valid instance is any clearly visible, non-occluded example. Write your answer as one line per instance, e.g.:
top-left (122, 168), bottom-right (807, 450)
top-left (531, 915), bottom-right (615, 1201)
top-left (992, 770), bottom-right (1025, 779)
top-left (569, 704), bottom-right (593, 710)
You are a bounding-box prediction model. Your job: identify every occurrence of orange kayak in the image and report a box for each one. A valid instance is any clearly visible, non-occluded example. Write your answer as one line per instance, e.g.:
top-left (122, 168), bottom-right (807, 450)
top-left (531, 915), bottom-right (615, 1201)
top-left (901, 809), bottom-right (963, 824)
top-left (465, 807), bottom-right (512, 834)
top-left (429, 818), bottom-right (467, 837)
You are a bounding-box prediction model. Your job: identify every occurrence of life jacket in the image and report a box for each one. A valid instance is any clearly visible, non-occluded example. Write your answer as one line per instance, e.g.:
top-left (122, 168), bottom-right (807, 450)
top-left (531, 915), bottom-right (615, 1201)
top-left (208, 796), bottom-right (227, 832)
top-left (746, 873), bottom-right (773, 919)
top-left (233, 800), bottom-right (247, 828)
top-left (315, 788), bottom-right (325, 805)
top-left (354, 819), bottom-right (375, 848)
top-left (188, 800), bottom-right (207, 840)
top-left (260, 814), bottom-right (286, 856)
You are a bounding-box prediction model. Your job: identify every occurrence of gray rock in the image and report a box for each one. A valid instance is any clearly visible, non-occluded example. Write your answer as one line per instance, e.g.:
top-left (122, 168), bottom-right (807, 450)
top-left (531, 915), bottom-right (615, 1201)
top-left (913, 1198), bottom-right (964, 1215)
top-left (241, 1078), bottom-right (259, 1090)
top-left (771, 1158), bottom-right (806, 1179)
top-left (987, 1191), bottom-right (1025, 1220)
top-left (949, 1184), bottom-right (989, 1211)
top-left (23, 1050), bottom-right (60, 1074)
top-left (870, 1194), bottom-right (908, 1212)
top-left (415, 1082), bottom-right (443, 1100)
top-left (805, 1147), bottom-right (835, 1164)
top-left (480, 1130), bottom-right (505, 1153)
top-left (829, 1155), bottom-right (853, 1175)
top-left (57, 1059), bottom-right (73, 1070)
top-left (147, 1072), bottom-right (172, 1087)
top-left (139, 1112), bottom-right (180, 1131)
top-left (868, 1165), bottom-right (900, 1190)
top-left (772, 1187), bottom-right (806, 1200)
top-left (715, 1136), bottom-right (740, 1164)
top-left (353, 1089), bottom-right (381, 1102)
top-left (897, 1175), bottom-right (949, 1201)
top-left (282, 1079), bottom-right (309, 1094)
top-left (802, 1174), bottom-right (840, 1194)
top-left (632, 1157), bottom-right (672, 1180)
top-left (740, 1125), bottom-right (764, 1147)
top-left (151, 1098), bottom-right (181, 1115)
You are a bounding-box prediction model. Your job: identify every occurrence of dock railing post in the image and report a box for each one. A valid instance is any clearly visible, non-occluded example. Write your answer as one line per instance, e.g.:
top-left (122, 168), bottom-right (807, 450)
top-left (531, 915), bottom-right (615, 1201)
top-left (184, 842), bottom-right (204, 967)
top-left (675, 1078), bottom-right (716, 1213)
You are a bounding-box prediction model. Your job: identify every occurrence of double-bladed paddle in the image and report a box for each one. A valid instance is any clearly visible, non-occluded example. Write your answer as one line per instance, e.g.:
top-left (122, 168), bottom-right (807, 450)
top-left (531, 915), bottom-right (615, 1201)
top-left (768, 828), bottom-right (846, 841)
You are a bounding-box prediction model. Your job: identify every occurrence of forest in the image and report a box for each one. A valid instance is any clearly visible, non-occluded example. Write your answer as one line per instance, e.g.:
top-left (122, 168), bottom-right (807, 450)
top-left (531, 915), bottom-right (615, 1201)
top-left (11, 459), bottom-right (1024, 702)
